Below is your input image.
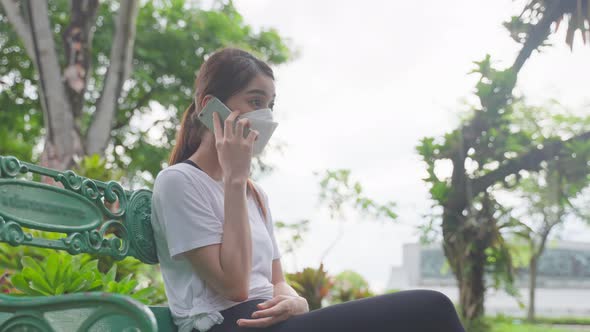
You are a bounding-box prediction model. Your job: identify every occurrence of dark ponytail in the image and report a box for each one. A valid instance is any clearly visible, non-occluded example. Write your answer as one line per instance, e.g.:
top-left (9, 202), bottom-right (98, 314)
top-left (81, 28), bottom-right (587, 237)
top-left (168, 48), bottom-right (273, 221)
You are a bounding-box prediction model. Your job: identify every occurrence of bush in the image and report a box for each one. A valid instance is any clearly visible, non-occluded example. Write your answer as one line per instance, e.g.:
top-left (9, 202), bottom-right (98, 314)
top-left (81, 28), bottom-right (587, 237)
top-left (329, 270), bottom-right (374, 304)
top-left (286, 265), bottom-right (381, 310)
top-left (286, 263), bottom-right (333, 310)
top-left (8, 252), bottom-right (159, 305)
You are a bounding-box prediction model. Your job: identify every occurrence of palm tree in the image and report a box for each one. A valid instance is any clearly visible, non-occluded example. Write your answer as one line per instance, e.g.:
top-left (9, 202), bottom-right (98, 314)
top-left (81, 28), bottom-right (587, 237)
top-left (507, 0), bottom-right (590, 72)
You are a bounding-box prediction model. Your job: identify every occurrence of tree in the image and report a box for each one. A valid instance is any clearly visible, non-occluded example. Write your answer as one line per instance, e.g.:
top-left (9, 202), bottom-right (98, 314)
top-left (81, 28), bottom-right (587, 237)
top-left (417, 0), bottom-right (590, 324)
top-left (0, 0), bottom-right (292, 182)
top-left (316, 169), bottom-right (397, 262)
top-left (509, 104), bottom-right (590, 321)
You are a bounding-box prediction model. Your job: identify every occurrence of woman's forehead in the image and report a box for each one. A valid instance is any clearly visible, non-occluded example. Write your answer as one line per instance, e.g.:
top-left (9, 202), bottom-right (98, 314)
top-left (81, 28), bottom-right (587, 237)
top-left (243, 74), bottom-right (276, 97)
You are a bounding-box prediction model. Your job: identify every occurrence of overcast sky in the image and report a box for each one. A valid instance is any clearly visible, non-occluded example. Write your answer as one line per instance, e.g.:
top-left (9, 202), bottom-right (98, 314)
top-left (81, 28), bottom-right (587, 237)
top-left (211, 0), bottom-right (590, 292)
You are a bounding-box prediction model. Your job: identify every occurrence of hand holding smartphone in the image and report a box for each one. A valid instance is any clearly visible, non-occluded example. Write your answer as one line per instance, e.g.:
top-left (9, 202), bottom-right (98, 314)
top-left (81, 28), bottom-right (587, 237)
top-left (198, 97), bottom-right (251, 138)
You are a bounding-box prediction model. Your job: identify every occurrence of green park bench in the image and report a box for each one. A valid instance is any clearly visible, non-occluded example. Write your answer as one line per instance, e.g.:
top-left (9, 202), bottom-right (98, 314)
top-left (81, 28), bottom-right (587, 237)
top-left (0, 155), bottom-right (177, 332)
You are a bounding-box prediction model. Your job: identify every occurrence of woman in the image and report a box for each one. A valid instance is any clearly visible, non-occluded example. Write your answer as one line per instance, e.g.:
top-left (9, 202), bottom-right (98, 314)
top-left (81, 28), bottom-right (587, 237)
top-left (151, 47), bottom-right (466, 332)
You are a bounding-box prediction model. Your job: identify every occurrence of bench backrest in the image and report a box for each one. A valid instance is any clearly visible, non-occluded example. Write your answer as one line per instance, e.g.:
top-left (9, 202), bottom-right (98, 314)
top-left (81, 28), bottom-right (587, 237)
top-left (0, 155), bottom-right (158, 264)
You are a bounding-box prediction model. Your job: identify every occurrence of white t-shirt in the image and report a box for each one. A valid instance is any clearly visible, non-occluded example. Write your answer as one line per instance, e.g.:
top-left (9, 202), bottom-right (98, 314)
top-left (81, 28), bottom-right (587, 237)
top-left (150, 163), bottom-right (281, 332)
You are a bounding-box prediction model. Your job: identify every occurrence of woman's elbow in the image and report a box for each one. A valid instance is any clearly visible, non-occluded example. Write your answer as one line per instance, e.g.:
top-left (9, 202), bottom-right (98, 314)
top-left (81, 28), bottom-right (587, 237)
top-left (219, 276), bottom-right (249, 302)
top-left (226, 285), bottom-right (249, 302)
top-left (228, 291), bottom-right (249, 302)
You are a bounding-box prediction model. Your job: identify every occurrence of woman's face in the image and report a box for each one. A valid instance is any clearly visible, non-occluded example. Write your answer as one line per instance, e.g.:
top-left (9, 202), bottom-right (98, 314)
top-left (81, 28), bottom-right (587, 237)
top-left (203, 73), bottom-right (276, 114)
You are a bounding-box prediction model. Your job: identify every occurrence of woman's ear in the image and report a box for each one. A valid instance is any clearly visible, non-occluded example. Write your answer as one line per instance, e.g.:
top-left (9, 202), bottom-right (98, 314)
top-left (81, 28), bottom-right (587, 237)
top-left (200, 94), bottom-right (213, 109)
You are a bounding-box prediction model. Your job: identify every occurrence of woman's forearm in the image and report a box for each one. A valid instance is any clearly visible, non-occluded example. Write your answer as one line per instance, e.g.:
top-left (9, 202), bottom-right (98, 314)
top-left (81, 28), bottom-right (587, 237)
top-left (219, 180), bottom-right (252, 294)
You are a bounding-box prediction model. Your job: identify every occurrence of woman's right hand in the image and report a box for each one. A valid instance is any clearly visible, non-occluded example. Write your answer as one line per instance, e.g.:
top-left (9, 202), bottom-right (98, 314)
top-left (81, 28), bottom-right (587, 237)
top-left (213, 111), bottom-right (259, 184)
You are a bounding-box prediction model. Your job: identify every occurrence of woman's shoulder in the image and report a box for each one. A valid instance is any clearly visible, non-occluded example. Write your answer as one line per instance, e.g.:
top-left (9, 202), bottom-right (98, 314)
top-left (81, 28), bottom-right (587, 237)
top-left (154, 163), bottom-right (214, 192)
top-left (250, 180), bottom-right (269, 202)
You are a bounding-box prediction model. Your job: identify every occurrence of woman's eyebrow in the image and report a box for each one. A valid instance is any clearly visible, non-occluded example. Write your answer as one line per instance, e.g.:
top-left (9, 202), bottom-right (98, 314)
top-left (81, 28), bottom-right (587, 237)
top-left (245, 89), bottom-right (276, 97)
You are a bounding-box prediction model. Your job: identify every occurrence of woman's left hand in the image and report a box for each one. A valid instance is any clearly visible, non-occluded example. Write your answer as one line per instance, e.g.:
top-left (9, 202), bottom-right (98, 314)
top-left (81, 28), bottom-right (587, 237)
top-left (237, 295), bottom-right (309, 328)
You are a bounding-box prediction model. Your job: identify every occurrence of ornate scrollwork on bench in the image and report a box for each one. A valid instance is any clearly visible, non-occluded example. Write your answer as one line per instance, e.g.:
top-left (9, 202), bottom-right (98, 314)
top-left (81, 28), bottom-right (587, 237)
top-left (0, 155), bottom-right (158, 264)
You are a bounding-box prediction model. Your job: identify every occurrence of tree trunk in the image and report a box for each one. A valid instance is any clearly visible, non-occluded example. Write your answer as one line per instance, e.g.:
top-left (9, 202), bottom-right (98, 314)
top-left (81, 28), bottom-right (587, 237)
top-left (458, 245), bottom-right (487, 320)
top-left (527, 255), bottom-right (538, 322)
top-left (25, 0), bottom-right (83, 174)
top-left (85, 0), bottom-right (139, 156)
top-left (443, 212), bottom-right (490, 322)
top-left (62, 0), bottom-right (99, 119)
top-left (0, 0), bottom-right (140, 175)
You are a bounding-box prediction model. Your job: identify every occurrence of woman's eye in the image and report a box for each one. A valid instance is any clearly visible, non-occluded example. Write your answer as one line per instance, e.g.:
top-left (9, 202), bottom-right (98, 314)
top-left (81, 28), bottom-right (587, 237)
top-left (249, 99), bottom-right (263, 108)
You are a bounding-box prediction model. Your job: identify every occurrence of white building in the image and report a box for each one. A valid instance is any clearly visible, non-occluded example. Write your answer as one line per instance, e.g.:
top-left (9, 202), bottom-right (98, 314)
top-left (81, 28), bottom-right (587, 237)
top-left (386, 242), bottom-right (590, 317)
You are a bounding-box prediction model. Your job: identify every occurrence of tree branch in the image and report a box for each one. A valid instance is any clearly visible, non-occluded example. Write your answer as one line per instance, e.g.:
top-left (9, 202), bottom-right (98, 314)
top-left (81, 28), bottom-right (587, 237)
top-left (85, 0), bottom-right (139, 156)
top-left (0, 0), bottom-right (35, 60)
top-left (457, 2), bottom-right (564, 159)
top-left (112, 89), bottom-right (155, 130)
top-left (472, 131), bottom-right (590, 196)
top-left (62, 0), bottom-right (99, 118)
top-left (26, 0), bottom-right (76, 169)
top-left (512, 1), bottom-right (563, 74)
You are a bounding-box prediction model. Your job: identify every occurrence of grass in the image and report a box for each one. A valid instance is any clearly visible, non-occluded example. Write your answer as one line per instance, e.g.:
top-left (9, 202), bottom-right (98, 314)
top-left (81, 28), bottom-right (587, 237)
top-left (490, 321), bottom-right (580, 332)
top-left (528, 317), bottom-right (590, 326)
top-left (483, 315), bottom-right (590, 332)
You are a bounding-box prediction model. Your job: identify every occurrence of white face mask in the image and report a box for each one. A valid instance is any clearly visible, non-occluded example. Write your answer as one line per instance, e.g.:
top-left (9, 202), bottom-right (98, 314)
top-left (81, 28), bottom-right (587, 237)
top-left (241, 108), bottom-right (274, 121)
top-left (238, 108), bottom-right (278, 156)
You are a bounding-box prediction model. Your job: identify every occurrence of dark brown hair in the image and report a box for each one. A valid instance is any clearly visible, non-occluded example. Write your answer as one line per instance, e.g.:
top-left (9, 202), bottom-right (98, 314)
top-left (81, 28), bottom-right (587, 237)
top-left (168, 47), bottom-right (274, 221)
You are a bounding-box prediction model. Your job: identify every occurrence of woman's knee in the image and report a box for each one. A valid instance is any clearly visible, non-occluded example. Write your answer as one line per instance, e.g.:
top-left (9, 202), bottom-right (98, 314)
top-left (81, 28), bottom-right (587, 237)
top-left (402, 289), bottom-right (455, 313)
top-left (412, 289), bottom-right (457, 312)
top-left (422, 289), bottom-right (453, 303)
top-left (413, 290), bottom-right (464, 330)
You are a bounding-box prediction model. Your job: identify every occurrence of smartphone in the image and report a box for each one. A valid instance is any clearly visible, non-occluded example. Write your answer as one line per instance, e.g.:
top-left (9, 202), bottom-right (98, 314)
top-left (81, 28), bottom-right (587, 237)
top-left (197, 97), bottom-right (250, 137)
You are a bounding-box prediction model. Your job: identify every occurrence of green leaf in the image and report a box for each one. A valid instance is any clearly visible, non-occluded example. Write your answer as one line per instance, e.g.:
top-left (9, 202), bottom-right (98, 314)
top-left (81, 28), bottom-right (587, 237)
top-left (70, 256), bottom-right (81, 272)
top-left (10, 274), bottom-right (41, 296)
top-left (66, 275), bottom-right (87, 293)
top-left (106, 280), bottom-right (118, 293)
top-left (62, 264), bottom-right (73, 286)
top-left (120, 274), bottom-right (133, 284)
top-left (120, 279), bottom-right (138, 294)
top-left (430, 182), bottom-right (450, 202)
top-left (21, 267), bottom-right (53, 294)
top-left (29, 282), bottom-right (53, 296)
top-left (132, 287), bottom-right (156, 304)
top-left (88, 279), bottom-right (103, 291)
top-left (105, 264), bottom-right (117, 283)
top-left (46, 254), bottom-right (59, 288)
top-left (73, 280), bottom-right (89, 293)
top-left (80, 259), bottom-right (99, 274)
top-left (55, 284), bottom-right (65, 295)
top-left (21, 256), bottom-right (43, 273)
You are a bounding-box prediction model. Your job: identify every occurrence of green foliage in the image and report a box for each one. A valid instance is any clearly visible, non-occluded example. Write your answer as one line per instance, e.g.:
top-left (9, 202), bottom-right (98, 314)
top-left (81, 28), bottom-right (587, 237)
top-left (521, 316), bottom-right (590, 326)
top-left (100, 264), bottom-right (157, 305)
top-left (0, 230), bottom-right (61, 272)
top-left (73, 154), bottom-right (124, 182)
top-left (286, 265), bottom-right (379, 310)
top-left (274, 219), bottom-right (310, 258)
top-left (504, 0), bottom-right (590, 50)
top-left (0, 0), bottom-right (293, 183)
top-left (8, 252), bottom-right (158, 305)
top-left (10, 253), bottom-right (103, 296)
top-left (484, 314), bottom-right (579, 332)
top-left (416, 14), bottom-right (590, 323)
top-left (285, 263), bottom-right (333, 311)
top-left (416, 56), bottom-right (590, 313)
top-left (328, 270), bottom-right (374, 304)
top-left (97, 0), bottom-right (292, 182)
top-left (316, 169), bottom-right (397, 221)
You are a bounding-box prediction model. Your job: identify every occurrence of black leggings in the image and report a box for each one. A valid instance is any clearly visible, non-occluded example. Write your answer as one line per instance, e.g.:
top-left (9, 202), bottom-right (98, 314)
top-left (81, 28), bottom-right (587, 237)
top-left (203, 289), bottom-right (466, 332)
